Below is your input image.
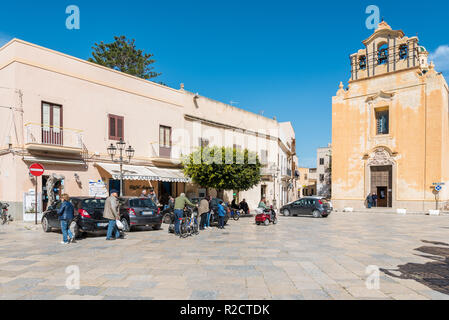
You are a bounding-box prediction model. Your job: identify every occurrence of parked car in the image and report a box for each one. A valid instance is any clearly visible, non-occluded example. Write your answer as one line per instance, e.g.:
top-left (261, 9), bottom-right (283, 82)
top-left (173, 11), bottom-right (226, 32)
top-left (118, 197), bottom-right (162, 231)
top-left (41, 197), bottom-right (116, 238)
top-left (280, 197), bottom-right (332, 218)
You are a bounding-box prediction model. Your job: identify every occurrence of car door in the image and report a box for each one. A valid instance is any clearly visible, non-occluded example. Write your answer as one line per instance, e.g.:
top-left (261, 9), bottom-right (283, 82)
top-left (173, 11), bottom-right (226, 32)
top-left (304, 199), bottom-right (315, 215)
top-left (290, 200), bottom-right (302, 215)
top-left (47, 201), bottom-right (62, 228)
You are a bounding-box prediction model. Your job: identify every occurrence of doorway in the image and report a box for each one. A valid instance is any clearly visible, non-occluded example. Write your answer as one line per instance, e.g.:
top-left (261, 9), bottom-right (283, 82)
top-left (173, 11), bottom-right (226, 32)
top-left (370, 165), bottom-right (392, 208)
top-left (377, 187), bottom-right (388, 207)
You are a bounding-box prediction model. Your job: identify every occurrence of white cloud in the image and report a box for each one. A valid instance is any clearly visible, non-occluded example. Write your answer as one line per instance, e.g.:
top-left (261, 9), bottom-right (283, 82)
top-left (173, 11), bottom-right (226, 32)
top-left (429, 45), bottom-right (449, 72)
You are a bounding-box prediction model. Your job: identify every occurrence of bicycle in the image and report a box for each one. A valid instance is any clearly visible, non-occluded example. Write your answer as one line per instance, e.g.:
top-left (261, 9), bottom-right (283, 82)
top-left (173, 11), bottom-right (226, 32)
top-left (179, 207), bottom-right (199, 238)
top-left (229, 208), bottom-right (241, 221)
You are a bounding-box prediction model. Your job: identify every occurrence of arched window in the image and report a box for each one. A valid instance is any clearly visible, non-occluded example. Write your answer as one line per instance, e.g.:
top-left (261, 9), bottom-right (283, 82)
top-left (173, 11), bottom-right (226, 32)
top-left (399, 44), bottom-right (408, 60)
top-left (377, 44), bottom-right (389, 65)
top-left (359, 55), bottom-right (367, 70)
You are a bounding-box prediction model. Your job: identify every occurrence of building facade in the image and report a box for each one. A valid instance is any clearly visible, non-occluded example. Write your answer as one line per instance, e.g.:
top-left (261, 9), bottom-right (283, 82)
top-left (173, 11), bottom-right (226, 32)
top-left (332, 21), bottom-right (449, 211)
top-left (316, 144), bottom-right (331, 198)
top-left (0, 39), bottom-right (297, 220)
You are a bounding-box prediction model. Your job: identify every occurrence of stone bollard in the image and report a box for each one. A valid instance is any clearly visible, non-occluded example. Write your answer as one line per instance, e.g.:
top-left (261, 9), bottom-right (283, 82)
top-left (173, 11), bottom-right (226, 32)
top-left (397, 208), bottom-right (407, 215)
top-left (429, 210), bottom-right (440, 216)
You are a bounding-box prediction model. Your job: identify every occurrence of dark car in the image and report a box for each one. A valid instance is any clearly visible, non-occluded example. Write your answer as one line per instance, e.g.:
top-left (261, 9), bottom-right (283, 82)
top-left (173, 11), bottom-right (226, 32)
top-left (118, 197), bottom-right (162, 231)
top-left (281, 197), bottom-right (332, 218)
top-left (41, 197), bottom-right (119, 238)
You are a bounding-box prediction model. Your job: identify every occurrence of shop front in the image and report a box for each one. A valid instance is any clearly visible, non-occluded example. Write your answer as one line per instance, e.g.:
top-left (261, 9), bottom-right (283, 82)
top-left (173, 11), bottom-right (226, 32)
top-left (95, 163), bottom-right (191, 206)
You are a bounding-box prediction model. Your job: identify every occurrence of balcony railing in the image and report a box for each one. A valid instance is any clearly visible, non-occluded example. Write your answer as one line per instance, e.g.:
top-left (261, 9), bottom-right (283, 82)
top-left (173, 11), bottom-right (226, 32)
top-left (25, 123), bottom-right (84, 151)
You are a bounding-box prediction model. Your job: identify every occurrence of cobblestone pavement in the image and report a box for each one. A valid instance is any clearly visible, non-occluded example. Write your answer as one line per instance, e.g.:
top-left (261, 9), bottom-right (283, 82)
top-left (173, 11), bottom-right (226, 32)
top-left (1, 212), bottom-right (449, 300)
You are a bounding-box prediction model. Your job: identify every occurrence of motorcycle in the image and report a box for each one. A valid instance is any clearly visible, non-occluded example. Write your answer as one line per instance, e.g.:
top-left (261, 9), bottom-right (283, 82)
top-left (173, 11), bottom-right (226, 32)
top-left (0, 202), bottom-right (13, 225)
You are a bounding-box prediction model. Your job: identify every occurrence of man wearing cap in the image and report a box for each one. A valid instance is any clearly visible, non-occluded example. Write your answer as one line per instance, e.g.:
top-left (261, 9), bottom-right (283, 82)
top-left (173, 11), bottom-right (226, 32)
top-left (103, 189), bottom-right (123, 241)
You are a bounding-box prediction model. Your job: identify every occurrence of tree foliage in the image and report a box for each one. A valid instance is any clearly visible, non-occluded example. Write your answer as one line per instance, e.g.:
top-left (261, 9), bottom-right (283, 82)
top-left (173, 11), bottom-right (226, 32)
top-left (182, 146), bottom-right (262, 192)
top-left (88, 35), bottom-right (161, 80)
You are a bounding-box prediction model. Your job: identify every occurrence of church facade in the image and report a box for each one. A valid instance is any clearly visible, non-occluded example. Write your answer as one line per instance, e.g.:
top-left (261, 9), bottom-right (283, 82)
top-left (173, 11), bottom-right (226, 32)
top-left (332, 21), bottom-right (449, 211)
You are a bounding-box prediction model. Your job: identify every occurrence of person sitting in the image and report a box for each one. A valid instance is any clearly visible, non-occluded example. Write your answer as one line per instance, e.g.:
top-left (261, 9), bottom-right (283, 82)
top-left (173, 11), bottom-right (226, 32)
top-left (239, 199), bottom-right (249, 215)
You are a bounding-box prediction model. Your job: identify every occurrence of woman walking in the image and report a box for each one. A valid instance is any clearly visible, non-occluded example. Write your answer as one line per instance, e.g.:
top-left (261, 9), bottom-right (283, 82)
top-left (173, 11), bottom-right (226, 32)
top-left (58, 194), bottom-right (75, 244)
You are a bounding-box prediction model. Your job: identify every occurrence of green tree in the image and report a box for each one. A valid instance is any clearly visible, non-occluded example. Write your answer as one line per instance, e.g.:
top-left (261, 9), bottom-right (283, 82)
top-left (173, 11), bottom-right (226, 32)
top-left (88, 35), bottom-right (161, 80)
top-left (182, 146), bottom-right (262, 193)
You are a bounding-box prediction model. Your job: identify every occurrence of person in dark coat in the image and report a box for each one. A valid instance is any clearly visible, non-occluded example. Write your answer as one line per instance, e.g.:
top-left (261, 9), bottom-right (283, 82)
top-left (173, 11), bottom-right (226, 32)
top-left (58, 194), bottom-right (75, 244)
top-left (366, 193), bottom-right (373, 209)
top-left (239, 199), bottom-right (249, 215)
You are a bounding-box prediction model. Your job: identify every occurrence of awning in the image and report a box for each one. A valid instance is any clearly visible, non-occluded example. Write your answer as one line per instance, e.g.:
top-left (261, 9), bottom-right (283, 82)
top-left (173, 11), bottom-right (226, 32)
top-left (145, 167), bottom-right (190, 183)
top-left (95, 163), bottom-right (190, 183)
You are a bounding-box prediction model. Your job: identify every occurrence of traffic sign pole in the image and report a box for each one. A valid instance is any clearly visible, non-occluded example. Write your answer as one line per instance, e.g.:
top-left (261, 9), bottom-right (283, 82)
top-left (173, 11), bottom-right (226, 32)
top-left (29, 164), bottom-right (45, 225)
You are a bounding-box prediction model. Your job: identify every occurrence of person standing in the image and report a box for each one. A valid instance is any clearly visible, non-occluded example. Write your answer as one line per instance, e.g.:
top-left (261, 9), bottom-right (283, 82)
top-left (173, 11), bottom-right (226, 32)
top-left (104, 189), bottom-right (122, 241)
top-left (206, 196), bottom-right (212, 229)
top-left (58, 194), bottom-right (75, 244)
top-left (148, 188), bottom-right (159, 206)
top-left (140, 189), bottom-right (148, 198)
top-left (217, 200), bottom-right (226, 229)
top-left (372, 193), bottom-right (378, 207)
top-left (366, 193), bottom-right (373, 209)
top-left (198, 197), bottom-right (210, 230)
top-left (173, 193), bottom-right (195, 235)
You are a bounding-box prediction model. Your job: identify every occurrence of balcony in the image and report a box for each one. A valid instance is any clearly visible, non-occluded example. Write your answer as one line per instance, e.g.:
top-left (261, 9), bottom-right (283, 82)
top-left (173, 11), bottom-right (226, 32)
top-left (25, 123), bottom-right (84, 154)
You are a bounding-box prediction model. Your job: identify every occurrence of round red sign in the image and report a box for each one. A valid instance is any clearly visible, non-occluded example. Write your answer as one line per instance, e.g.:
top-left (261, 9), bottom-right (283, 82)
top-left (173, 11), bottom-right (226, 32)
top-left (29, 163), bottom-right (45, 177)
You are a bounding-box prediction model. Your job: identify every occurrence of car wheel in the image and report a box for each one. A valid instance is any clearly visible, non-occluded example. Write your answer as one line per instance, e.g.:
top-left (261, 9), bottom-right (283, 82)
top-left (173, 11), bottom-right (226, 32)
top-left (152, 224), bottom-right (161, 230)
top-left (42, 217), bottom-right (52, 233)
top-left (70, 221), bottom-right (82, 239)
top-left (121, 218), bottom-right (130, 232)
top-left (312, 210), bottom-right (322, 218)
top-left (283, 209), bottom-right (290, 217)
top-left (264, 219), bottom-right (270, 226)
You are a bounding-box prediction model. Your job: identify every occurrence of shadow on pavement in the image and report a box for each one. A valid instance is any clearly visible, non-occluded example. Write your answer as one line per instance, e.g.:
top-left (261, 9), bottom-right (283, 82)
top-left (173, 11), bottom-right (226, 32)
top-left (381, 240), bottom-right (449, 295)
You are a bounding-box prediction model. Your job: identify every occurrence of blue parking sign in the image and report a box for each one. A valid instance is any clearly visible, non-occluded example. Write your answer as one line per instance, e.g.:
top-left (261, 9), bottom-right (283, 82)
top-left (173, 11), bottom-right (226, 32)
top-left (435, 185), bottom-right (442, 192)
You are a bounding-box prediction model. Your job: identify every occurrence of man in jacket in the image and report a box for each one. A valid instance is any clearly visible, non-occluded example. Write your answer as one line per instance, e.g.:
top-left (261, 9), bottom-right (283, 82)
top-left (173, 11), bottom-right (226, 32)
top-left (173, 193), bottom-right (195, 235)
top-left (239, 199), bottom-right (249, 215)
top-left (198, 197), bottom-right (210, 230)
top-left (103, 189), bottom-right (122, 241)
top-left (58, 194), bottom-right (75, 244)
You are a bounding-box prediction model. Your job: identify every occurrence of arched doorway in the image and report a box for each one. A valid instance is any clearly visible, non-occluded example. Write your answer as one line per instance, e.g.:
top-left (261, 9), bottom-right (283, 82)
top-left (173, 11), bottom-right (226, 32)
top-left (366, 147), bottom-right (396, 208)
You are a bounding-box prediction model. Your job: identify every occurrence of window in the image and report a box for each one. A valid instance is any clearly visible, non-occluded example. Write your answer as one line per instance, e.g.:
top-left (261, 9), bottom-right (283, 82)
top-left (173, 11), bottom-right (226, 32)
top-left (304, 174), bottom-right (308, 180)
top-left (376, 109), bottom-right (389, 135)
top-left (319, 158), bottom-right (324, 165)
top-left (159, 125), bottom-right (172, 158)
top-left (399, 44), bottom-right (408, 60)
top-left (260, 150), bottom-right (268, 164)
top-left (199, 138), bottom-right (209, 148)
top-left (108, 114), bottom-right (124, 140)
top-left (159, 126), bottom-right (171, 148)
top-left (42, 102), bottom-right (63, 145)
top-left (359, 55), bottom-right (367, 70)
top-left (377, 44), bottom-right (389, 65)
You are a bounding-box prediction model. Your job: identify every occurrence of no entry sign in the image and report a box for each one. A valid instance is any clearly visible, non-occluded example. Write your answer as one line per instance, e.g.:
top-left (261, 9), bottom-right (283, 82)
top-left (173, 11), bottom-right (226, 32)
top-left (29, 163), bottom-right (45, 177)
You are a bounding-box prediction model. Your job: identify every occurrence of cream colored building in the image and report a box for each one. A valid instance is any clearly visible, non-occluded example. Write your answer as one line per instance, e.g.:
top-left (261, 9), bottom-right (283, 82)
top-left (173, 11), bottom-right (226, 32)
top-left (332, 21), bottom-right (449, 211)
top-left (0, 39), bottom-right (297, 220)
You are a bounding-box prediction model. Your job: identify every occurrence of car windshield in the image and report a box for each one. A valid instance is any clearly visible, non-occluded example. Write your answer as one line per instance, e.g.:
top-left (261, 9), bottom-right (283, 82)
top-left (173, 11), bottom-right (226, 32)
top-left (130, 198), bottom-right (156, 208)
top-left (82, 199), bottom-right (105, 209)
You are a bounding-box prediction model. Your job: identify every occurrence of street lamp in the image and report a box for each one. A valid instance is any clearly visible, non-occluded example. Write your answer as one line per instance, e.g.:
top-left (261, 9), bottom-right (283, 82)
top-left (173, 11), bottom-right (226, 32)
top-left (107, 138), bottom-right (135, 197)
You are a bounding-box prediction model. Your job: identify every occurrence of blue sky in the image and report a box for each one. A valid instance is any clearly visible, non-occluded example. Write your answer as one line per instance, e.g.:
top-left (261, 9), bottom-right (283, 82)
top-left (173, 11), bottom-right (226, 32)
top-left (1, 0), bottom-right (448, 167)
